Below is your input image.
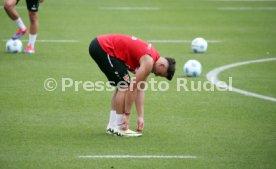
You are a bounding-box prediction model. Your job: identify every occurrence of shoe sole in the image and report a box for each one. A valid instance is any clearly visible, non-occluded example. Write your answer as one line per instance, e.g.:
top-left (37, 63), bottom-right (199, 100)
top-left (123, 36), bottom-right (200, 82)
top-left (114, 131), bottom-right (142, 137)
top-left (24, 52), bottom-right (35, 54)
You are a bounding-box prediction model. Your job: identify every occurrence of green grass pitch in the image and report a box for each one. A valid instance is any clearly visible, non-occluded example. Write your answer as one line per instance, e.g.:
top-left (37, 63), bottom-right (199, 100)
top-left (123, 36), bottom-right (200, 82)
top-left (0, 0), bottom-right (276, 168)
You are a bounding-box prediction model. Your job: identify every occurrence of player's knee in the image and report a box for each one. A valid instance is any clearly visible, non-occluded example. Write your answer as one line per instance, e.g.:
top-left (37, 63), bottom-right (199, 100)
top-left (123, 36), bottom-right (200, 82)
top-left (29, 12), bottom-right (38, 23)
top-left (3, 0), bottom-right (15, 10)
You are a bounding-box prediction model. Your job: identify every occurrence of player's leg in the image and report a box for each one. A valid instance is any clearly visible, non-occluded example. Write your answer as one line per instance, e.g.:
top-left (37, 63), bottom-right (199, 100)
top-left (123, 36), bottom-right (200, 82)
top-left (25, 11), bottom-right (38, 53)
top-left (106, 89), bottom-right (117, 134)
top-left (107, 88), bottom-right (129, 136)
top-left (103, 58), bottom-right (142, 137)
top-left (135, 88), bottom-right (145, 132)
top-left (89, 38), bottom-right (122, 134)
top-left (113, 87), bottom-right (141, 137)
top-left (111, 89), bottom-right (117, 111)
top-left (112, 88), bottom-right (126, 132)
top-left (25, 0), bottom-right (40, 54)
top-left (3, 0), bottom-right (19, 19)
top-left (3, 0), bottom-right (28, 39)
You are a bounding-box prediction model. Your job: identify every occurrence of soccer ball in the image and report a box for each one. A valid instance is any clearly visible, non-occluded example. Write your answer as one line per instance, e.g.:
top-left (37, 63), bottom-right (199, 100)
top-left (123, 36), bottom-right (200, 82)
top-left (191, 37), bottom-right (208, 53)
top-left (183, 60), bottom-right (202, 77)
top-left (6, 39), bottom-right (23, 53)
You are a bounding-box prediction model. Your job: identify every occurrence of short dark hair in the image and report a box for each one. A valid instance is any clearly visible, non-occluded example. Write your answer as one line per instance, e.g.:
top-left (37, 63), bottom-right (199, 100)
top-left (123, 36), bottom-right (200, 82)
top-left (165, 57), bottom-right (176, 81)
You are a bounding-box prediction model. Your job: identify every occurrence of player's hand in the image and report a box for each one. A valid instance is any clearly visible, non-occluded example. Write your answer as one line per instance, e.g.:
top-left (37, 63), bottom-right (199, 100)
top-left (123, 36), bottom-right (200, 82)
top-left (121, 113), bottom-right (130, 130)
top-left (39, 0), bottom-right (45, 3)
top-left (136, 117), bottom-right (144, 132)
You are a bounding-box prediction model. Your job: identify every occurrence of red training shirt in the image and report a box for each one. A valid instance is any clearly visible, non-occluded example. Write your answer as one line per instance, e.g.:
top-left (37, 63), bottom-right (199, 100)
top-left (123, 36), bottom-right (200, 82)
top-left (97, 34), bottom-right (160, 72)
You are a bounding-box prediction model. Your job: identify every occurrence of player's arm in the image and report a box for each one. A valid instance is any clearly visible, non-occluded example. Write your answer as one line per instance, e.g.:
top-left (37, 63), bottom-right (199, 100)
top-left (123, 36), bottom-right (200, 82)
top-left (135, 83), bottom-right (145, 131)
top-left (123, 55), bottom-right (153, 129)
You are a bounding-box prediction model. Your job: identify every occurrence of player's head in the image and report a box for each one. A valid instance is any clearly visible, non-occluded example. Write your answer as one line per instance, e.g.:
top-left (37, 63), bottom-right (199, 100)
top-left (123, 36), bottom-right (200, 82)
top-left (153, 57), bottom-right (176, 80)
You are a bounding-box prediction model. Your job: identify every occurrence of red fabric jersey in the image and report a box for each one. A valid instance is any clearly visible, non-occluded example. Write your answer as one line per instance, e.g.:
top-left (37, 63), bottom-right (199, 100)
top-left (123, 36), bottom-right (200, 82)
top-left (97, 34), bottom-right (160, 72)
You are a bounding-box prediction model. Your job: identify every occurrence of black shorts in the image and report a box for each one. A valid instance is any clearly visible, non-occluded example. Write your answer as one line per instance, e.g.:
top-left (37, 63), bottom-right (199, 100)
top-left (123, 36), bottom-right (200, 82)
top-left (89, 38), bottom-right (130, 87)
top-left (16, 0), bottom-right (40, 12)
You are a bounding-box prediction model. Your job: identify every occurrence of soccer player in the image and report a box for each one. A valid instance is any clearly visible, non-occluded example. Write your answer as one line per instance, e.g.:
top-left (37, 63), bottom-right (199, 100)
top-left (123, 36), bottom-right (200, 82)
top-left (89, 34), bottom-right (176, 137)
top-left (3, 0), bottom-right (44, 54)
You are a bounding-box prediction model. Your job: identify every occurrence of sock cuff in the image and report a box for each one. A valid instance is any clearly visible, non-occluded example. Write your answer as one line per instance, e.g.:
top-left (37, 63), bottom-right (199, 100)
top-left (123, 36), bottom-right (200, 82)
top-left (29, 33), bottom-right (38, 36)
top-left (15, 17), bottom-right (26, 30)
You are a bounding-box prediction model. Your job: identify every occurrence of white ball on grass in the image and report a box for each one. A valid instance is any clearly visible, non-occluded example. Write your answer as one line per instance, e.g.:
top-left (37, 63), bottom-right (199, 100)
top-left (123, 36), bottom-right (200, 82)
top-left (183, 60), bottom-right (202, 77)
top-left (6, 39), bottom-right (23, 53)
top-left (191, 37), bottom-right (208, 53)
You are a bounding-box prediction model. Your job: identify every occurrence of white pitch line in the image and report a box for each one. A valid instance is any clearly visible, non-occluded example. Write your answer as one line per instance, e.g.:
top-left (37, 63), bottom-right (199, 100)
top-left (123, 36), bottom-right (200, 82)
top-left (147, 40), bottom-right (222, 43)
top-left (29, 40), bottom-right (80, 43)
top-left (78, 155), bottom-right (197, 159)
top-left (206, 58), bottom-right (276, 102)
top-left (218, 7), bottom-right (276, 10)
top-left (2, 40), bottom-right (80, 43)
top-left (99, 6), bottom-right (160, 10)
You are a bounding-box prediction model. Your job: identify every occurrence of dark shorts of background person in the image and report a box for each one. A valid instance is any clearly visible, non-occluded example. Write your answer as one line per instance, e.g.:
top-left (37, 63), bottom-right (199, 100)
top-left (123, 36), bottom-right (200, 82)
top-left (89, 38), bottom-right (131, 87)
top-left (16, 0), bottom-right (40, 12)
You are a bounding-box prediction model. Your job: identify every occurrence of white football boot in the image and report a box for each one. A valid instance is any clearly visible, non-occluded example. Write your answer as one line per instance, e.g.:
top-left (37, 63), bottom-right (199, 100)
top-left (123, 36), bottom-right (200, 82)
top-left (106, 124), bottom-right (115, 135)
top-left (113, 127), bottom-right (142, 137)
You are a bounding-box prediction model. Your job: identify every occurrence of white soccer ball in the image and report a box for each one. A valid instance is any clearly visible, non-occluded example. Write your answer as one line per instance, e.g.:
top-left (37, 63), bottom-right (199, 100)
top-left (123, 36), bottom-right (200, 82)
top-left (6, 39), bottom-right (23, 53)
top-left (183, 60), bottom-right (202, 77)
top-left (191, 37), bottom-right (208, 53)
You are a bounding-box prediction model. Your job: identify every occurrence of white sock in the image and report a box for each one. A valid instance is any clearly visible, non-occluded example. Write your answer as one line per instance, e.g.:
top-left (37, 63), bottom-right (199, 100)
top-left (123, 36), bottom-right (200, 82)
top-left (28, 34), bottom-right (37, 48)
top-left (15, 17), bottom-right (26, 30)
top-left (108, 110), bottom-right (116, 128)
top-left (115, 114), bottom-right (123, 127)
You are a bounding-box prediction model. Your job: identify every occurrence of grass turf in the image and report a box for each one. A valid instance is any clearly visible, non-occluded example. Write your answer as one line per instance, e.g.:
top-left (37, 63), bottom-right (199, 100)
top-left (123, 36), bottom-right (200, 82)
top-left (0, 0), bottom-right (276, 168)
